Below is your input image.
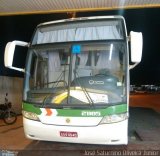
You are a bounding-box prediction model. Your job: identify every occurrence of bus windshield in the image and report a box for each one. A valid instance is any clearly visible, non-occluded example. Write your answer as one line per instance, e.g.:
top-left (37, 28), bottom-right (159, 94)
top-left (25, 41), bottom-right (127, 108)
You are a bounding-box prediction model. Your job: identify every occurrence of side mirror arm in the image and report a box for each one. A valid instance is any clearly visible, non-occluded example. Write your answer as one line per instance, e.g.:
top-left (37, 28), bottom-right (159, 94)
top-left (129, 62), bottom-right (139, 70)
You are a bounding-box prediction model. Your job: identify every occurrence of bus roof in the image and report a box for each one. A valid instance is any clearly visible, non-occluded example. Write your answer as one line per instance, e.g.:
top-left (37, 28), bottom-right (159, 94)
top-left (37, 15), bottom-right (125, 28)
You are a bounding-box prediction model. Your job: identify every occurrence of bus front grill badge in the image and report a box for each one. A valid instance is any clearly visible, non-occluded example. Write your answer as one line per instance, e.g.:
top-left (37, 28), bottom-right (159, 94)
top-left (66, 118), bottom-right (71, 123)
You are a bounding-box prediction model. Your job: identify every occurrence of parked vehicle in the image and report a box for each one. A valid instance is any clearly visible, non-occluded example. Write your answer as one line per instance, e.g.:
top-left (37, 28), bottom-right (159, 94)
top-left (4, 16), bottom-right (143, 144)
top-left (0, 93), bottom-right (17, 124)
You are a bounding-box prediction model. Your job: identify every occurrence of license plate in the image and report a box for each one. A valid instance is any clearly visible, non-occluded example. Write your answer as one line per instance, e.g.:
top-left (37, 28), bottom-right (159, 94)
top-left (60, 131), bottom-right (78, 137)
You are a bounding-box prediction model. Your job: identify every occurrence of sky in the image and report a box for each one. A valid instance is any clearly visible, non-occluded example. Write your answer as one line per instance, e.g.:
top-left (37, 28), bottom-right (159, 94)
top-left (0, 8), bottom-right (160, 85)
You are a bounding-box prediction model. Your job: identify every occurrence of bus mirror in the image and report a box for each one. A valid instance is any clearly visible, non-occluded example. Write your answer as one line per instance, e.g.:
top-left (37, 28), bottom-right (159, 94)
top-left (4, 40), bottom-right (29, 72)
top-left (130, 31), bottom-right (143, 63)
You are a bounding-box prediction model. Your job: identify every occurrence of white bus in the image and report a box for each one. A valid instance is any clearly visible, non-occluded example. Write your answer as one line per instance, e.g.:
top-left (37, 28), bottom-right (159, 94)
top-left (4, 16), bottom-right (143, 145)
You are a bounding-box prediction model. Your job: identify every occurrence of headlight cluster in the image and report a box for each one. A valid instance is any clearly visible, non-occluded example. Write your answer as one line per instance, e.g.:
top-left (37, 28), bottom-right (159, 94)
top-left (100, 113), bottom-right (128, 124)
top-left (22, 111), bottom-right (40, 121)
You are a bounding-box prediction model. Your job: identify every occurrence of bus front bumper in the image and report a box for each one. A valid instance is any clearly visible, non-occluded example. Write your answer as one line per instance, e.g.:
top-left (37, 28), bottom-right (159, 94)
top-left (23, 117), bottom-right (128, 145)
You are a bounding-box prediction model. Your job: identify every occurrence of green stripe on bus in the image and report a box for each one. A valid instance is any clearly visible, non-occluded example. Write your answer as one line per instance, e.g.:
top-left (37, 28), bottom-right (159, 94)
top-left (22, 102), bottom-right (127, 117)
top-left (57, 104), bottom-right (127, 117)
top-left (23, 102), bottom-right (42, 115)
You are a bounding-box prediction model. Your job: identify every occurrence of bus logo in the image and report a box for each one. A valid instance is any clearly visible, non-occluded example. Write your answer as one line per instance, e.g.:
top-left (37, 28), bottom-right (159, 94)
top-left (89, 80), bottom-right (104, 85)
top-left (66, 118), bottom-right (71, 123)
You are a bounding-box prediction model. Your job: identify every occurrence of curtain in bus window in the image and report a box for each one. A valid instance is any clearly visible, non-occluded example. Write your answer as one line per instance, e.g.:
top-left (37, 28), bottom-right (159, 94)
top-left (78, 53), bottom-right (88, 67)
top-left (36, 26), bottom-right (121, 44)
top-left (37, 29), bottom-right (75, 44)
top-left (72, 53), bottom-right (90, 79)
top-left (96, 52), bottom-right (109, 68)
top-left (72, 53), bottom-right (89, 69)
top-left (48, 52), bottom-right (61, 72)
top-left (96, 51), bottom-right (120, 72)
top-left (75, 26), bottom-right (120, 41)
top-left (48, 52), bottom-right (61, 86)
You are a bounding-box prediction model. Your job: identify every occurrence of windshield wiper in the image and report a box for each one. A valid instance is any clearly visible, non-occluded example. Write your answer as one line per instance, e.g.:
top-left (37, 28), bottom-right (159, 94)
top-left (51, 71), bottom-right (67, 90)
top-left (41, 94), bottom-right (50, 107)
top-left (73, 71), bottom-right (94, 106)
top-left (40, 72), bottom-right (67, 107)
top-left (71, 54), bottom-right (94, 106)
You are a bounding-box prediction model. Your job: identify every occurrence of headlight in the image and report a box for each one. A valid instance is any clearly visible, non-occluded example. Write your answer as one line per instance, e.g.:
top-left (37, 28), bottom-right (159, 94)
top-left (99, 113), bottom-right (128, 124)
top-left (22, 111), bottom-right (40, 121)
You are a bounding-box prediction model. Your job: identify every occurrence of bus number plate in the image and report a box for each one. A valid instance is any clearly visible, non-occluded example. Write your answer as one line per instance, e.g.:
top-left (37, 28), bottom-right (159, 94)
top-left (60, 131), bottom-right (78, 137)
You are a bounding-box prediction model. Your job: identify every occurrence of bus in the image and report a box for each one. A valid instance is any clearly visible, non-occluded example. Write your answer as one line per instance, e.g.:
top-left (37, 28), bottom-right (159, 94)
top-left (4, 16), bottom-right (143, 145)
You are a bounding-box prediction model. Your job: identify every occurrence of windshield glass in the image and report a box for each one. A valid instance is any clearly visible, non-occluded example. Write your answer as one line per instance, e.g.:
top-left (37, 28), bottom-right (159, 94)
top-left (25, 42), bottom-right (127, 107)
